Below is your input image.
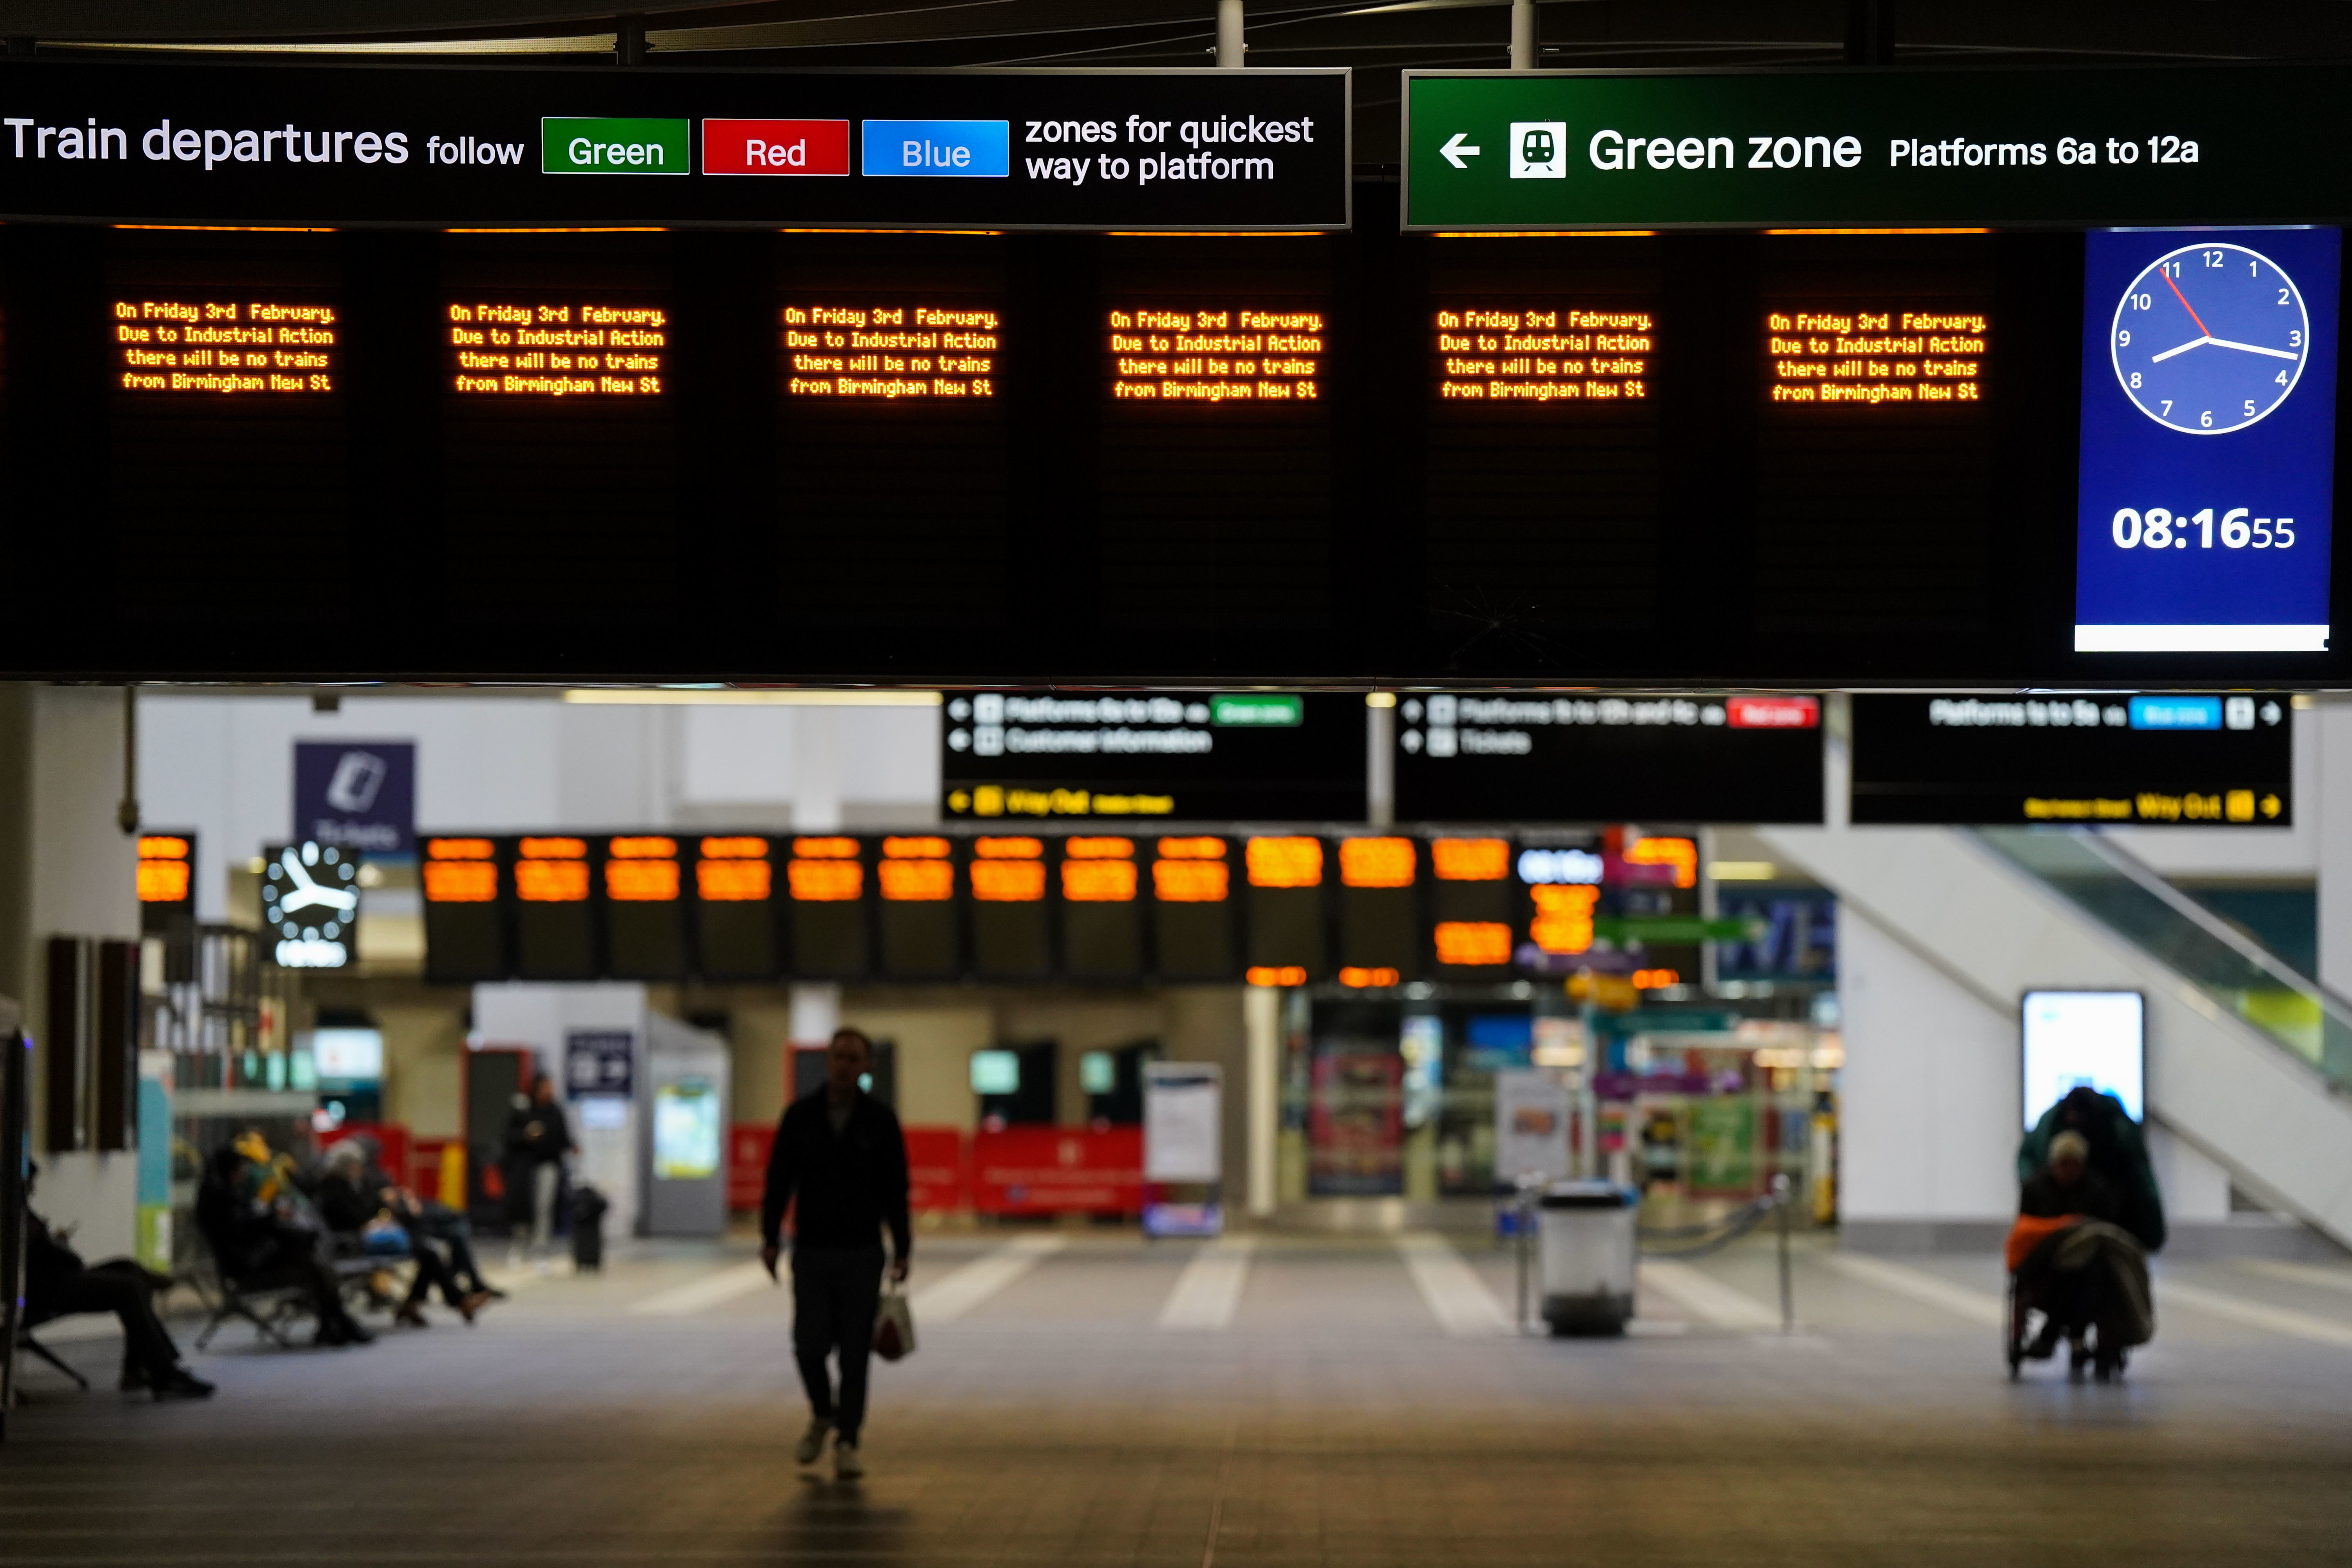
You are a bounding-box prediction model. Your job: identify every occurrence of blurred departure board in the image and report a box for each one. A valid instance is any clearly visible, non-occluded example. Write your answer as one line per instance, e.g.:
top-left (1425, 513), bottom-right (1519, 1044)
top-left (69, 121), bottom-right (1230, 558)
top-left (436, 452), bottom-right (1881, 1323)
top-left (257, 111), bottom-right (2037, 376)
top-left (1335, 836), bottom-right (1418, 981)
top-left (512, 835), bottom-right (596, 980)
top-left (1394, 693), bottom-right (1825, 824)
top-left (1151, 835), bottom-right (1237, 980)
top-left (694, 835), bottom-right (777, 980)
top-left (1850, 692), bottom-right (2293, 825)
top-left (970, 836), bottom-right (1051, 980)
top-left (787, 836), bottom-right (871, 979)
top-left (602, 834), bottom-right (685, 979)
top-left (1061, 837), bottom-right (1144, 980)
top-left (1245, 835), bottom-right (1327, 982)
top-left (422, 836), bottom-right (506, 982)
top-left (943, 690), bottom-right (1365, 822)
top-left (878, 835), bottom-right (958, 979)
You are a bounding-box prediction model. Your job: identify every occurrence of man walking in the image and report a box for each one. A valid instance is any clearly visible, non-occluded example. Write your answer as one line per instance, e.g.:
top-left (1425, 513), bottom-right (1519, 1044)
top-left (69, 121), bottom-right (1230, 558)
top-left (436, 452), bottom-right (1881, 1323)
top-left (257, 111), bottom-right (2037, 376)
top-left (760, 1027), bottom-right (911, 1481)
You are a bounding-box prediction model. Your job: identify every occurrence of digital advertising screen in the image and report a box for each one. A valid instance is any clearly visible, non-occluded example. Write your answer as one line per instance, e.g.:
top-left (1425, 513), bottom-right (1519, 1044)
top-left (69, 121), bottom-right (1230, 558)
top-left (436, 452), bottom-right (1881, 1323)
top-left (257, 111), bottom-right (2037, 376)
top-left (1850, 692), bottom-right (2293, 825)
top-left (1392, 694), bottom-right (1824, 824)
top-left (2074, 227), bottom-right (2340, 652)
top-left (2022, 990), bottom-right (2145, 1129)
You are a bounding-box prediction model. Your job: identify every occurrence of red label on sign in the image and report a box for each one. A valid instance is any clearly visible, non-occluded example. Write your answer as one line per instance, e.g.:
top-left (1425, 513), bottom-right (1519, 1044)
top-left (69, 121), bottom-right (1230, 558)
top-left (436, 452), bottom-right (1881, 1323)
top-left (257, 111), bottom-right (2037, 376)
top-left (1726, 695), bottom-right (1820, 730)
top-left (703, 119), bottom-right (850, 176)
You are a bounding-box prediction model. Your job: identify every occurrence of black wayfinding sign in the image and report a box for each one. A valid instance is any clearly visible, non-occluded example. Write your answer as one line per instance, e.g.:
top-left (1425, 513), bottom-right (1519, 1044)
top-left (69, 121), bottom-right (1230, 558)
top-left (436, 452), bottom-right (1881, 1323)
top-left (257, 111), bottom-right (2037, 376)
top-left (1394, 694), bottom-right (1825, 824)
top-left (0, 60), bottom-right (1348, 231)
top-left (943, 691), bottom-right (1367, 822)
top-left (1850, 693), bottom-right (2293, 826)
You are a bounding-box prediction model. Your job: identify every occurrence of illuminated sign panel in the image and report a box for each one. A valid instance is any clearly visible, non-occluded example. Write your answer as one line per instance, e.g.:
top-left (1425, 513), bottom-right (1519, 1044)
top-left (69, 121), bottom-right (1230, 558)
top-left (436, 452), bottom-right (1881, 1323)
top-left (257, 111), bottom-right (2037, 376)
top-left (1337, 837), bottom-right (1417, 979)
top-left (944, 691), bottom-right (1364, 822)
top-left (786, 837), bottom-right (869, 978)
top-left (604, 835), bottom-right (684, 980)
top-left (1849, 693), bottom-right (2293, 825)
top-left (694, 836), bottom-right (777, 980)
top-left (1151, 836), bottom-right (1234, 980)
top-left (512, 836), bottom-right (595, 980)
top-left (137, 831), bottom-right (197, 941)
top-left (0, 60), bottom-right (1349, 229)
top-left (1434, 305), bottom-right (1648, 404)
top-left (1766, 308), bottom-right (1985, 408)
top-left (422, 837), bottom-right (505, 982)
top-left (1394, 694), bottom-right (1824, 824)
top-left (449, 302), bottom-right (666, 397)
top-left (783, 303), bottom-right (996, 400)
top-left (878, 837), bottom-right (957, 977)
top-left (1245, 835), bottom-right (1325, 979)
top-left (113, 299), bottom-right (336, 395)
top-left (1062, 837), bottom-right (1143, 979)
top-left (1108, 307), bottom-right (1323, 405)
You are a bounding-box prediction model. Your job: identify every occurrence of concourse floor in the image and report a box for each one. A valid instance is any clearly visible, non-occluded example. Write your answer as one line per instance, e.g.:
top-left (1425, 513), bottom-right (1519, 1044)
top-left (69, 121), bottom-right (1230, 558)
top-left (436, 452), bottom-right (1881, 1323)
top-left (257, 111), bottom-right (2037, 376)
top-left (9, 1229), bottom-right (2352, 1565)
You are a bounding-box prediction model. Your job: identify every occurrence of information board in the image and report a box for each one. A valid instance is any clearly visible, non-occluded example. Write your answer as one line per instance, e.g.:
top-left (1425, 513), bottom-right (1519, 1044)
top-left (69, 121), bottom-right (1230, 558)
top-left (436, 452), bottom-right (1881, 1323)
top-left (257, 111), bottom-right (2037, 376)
top-left (1402, 66), bottom-right (2352, 231)
top-left (1849, 692), bottom-right (2292, 825)
top-left (0, 59), bottom-right (1350, 230)
top-left (1393, 694), bottom-right (1824, 823)
top-left (943, 691), bottom-right (1367, 823)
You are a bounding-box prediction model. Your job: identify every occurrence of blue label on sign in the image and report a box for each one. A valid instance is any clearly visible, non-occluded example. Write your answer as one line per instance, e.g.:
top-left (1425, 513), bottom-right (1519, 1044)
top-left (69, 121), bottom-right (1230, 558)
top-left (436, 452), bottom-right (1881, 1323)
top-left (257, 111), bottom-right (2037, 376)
top-left (294, 741), bottom-right (416, 856)
top-left (861, 120), bottom-right (1009, 177)
top-left (2128, 695), bottom-right (2221, 730)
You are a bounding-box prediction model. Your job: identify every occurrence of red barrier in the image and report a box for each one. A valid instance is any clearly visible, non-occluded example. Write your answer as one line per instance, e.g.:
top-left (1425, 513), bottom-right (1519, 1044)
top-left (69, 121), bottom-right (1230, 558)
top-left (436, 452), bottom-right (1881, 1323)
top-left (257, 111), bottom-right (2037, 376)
top-left (728, 1123), bottom-right (775, 1211)
top-left (906, 1126), bottom-right (968, 1212)
top-left (972, 1126), bottom-right (1144, 1216)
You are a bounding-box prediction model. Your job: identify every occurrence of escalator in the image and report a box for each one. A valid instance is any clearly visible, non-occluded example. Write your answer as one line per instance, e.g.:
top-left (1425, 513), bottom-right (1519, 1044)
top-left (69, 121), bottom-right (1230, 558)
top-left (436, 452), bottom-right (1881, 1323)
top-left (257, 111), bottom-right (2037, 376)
top-left (1755, 824), bottom-right (2352, 1249)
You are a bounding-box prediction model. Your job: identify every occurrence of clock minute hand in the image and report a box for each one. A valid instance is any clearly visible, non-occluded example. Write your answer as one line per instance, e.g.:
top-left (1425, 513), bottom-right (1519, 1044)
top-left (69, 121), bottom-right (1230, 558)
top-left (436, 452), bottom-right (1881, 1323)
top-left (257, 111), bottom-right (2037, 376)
top-left (2203, 335), bottom-right (2300, 361)
top-left (2149, 334), bottom-right (2211, 363)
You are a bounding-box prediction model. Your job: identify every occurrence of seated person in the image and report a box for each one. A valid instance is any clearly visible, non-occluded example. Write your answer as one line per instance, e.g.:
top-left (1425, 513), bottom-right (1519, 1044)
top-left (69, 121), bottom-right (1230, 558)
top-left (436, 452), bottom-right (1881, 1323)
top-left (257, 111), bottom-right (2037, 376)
top-left (194, 1140), bottom-right (375, 1348)
top-left (2009, 1131), bottom-right (2147, 1361)
top-left (317, 1142), bottom-right (490, 1328)
top-left (22, 1162), bottom-right (214, 1399)
top-left (346, 1136), bottom-right (501, 1299)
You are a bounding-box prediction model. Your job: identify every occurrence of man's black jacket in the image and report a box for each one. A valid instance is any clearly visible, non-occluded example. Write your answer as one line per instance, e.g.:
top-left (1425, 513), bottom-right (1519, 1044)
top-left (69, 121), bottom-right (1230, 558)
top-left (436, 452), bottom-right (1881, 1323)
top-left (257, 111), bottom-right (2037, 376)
top-left (760, 1090), bottom-right (912, 1259)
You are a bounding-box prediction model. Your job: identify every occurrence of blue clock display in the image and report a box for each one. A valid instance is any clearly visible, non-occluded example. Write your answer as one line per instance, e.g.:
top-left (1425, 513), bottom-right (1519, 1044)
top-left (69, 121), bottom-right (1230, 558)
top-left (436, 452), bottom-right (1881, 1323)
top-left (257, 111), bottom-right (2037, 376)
top-left (2113, 242), bottom-right (2308, 435)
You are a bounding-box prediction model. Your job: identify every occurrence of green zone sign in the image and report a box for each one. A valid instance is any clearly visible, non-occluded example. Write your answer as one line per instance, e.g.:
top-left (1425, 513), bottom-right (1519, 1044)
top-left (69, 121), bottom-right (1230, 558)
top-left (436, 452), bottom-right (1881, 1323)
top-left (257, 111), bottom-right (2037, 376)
top-left (543, 117), bottom-right (690, 176)
top-left (1402, 66), bottom-right (2352, 230)
top-left (1592, 915), bottom-right (1764, 946)
top-left (1210, 694), bottom-right (1303, 726)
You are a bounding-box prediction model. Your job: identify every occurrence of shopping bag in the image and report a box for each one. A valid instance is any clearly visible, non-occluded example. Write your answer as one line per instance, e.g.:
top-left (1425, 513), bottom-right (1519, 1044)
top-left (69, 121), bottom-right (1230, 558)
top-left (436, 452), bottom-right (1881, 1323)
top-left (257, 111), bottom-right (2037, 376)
top-left (873, 1282), bottom-right (917, 1362)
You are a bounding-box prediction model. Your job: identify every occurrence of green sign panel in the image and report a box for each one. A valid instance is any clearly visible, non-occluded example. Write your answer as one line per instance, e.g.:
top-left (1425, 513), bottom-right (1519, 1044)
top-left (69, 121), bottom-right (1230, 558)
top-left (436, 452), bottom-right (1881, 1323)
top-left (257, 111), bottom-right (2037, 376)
top-left (1403, 66), bottom-right (2352, 230)
top-left (1210, 694), bottom-right (1304, 727)
top-left (541, 116), bottom-right (691, 176)
top-left (1592, 915), bottom-right (1764, 946)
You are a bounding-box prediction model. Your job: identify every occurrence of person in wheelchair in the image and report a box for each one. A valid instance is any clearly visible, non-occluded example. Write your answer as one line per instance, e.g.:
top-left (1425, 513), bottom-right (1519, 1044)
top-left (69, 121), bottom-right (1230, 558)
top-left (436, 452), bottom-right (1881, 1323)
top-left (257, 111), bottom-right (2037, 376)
top-left (2007, 1130), bottom-right (2155, 1377)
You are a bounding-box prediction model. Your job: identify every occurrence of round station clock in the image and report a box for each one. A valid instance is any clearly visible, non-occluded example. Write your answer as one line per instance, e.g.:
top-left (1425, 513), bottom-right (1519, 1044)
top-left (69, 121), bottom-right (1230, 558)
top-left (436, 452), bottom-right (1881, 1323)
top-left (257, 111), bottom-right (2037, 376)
top-left (2112, 240), bottom-right (2309, 435)
top-left (263, 841), bottom-right (360, 953)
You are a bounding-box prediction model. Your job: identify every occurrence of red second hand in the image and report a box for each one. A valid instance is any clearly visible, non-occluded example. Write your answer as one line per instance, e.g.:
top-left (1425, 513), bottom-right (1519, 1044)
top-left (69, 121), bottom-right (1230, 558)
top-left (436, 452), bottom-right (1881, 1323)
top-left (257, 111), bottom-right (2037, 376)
top-left (2161, 267), bottom-right (2212, 338)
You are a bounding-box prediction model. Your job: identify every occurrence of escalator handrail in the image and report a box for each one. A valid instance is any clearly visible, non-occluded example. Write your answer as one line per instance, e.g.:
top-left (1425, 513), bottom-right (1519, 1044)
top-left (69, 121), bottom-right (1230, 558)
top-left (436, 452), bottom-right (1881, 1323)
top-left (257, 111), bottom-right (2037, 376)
top-left (1977, 825), bottom-right (2352, 1028)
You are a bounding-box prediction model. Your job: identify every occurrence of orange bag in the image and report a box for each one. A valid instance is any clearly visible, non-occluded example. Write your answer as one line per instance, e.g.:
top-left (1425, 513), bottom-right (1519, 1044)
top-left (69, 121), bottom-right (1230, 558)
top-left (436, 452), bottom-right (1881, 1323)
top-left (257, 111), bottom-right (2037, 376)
top-left (2005, 1212), bottom-right (2081, 1272)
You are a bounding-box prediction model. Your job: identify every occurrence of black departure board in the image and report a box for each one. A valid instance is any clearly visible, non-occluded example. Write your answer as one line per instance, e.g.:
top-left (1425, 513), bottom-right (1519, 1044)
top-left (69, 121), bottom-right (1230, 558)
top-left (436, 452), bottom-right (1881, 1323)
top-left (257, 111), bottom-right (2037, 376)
top-left (786, 836), bottom-right (873, 980)
top-left (944, 691), bottom-right (1366, 823)
top-left (1150, 835), bottom-right (1239, 981)
top-left (422, 837), bottom-right (508, 982)
top-left (1850, 693), bottom-right (2294, 825)
top-left (877, 835), bottom-right (959, 979)
top-left (1062, 836), bottom-right (1146, 980)
top-left (1393, 693), bottom-right (1826, 824)
top-left (511, 835), bottom-right (597, 980)
top-left (695, 836), bottom-right (779, 980)
top-left (601, 834), bottom-right (686, 980)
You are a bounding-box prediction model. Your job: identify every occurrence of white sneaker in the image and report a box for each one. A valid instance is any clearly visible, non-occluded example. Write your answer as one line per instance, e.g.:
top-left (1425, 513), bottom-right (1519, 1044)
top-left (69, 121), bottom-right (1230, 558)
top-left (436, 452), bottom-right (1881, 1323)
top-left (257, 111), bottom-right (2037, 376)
top-left (833, 1439), bottom-right (864, 1481)
top-left (794, 1418), bottom-right (833, 1465)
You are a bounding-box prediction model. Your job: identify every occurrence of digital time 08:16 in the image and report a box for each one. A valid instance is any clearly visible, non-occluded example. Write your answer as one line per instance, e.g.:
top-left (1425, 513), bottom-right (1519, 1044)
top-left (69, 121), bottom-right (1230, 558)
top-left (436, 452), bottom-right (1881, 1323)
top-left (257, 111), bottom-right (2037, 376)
top-left (2110, 506), bottom-right (2294, 550)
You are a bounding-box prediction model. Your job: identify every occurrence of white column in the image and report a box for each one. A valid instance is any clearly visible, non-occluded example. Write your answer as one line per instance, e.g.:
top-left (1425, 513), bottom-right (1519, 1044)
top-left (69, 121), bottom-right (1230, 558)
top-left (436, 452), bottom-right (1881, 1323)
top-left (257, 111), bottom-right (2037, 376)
top-left (1244, 984), bottom-right (1279, 1215)
top-left (1510, 0), bottom-right (1536, 69)
top-left (2318, 701), bottom-right (2352, 994)
top-left (1217, 0), bottom-right (1245, 68)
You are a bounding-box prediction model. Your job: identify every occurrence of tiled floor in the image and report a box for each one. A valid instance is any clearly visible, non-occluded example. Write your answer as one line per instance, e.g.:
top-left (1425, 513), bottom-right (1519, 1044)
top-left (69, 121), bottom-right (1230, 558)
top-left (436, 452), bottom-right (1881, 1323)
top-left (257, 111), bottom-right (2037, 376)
top-left (7, 1230), bottom-right (2352, 1564)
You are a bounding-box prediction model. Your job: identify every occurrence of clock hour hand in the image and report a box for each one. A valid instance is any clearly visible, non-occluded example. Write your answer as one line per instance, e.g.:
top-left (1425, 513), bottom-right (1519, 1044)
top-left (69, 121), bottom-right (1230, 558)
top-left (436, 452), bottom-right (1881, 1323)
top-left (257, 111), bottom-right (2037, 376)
top-left (2203, 335), bottom-right (2299, 361)
top-left (2149, 334), bottom-right (2211, 363)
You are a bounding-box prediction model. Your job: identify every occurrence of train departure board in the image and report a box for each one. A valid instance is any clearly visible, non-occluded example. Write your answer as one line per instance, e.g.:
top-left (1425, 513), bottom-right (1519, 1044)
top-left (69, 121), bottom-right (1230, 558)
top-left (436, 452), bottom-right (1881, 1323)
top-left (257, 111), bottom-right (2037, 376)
top-left (13, 57), bottom-right (2352, 689)
top-left (1393, 694), bottom-right (1825, 824)
top-left (1850, 693), bottom-right (2294, 825)
top-left (943, 691), bottom-right (1365, 822)
top-left (694, 836), bottom-right (777, 980)
top-left (603, 834), bottom-right (686, 979)
top-left (422, 837), bottom-right (506, 982)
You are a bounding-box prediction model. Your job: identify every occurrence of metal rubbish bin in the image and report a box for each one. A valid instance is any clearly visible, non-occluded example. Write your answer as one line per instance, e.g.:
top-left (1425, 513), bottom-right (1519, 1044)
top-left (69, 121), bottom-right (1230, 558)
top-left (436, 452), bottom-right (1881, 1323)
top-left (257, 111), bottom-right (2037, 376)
top-left (1537, 1180), bottom-right (1638, 1336)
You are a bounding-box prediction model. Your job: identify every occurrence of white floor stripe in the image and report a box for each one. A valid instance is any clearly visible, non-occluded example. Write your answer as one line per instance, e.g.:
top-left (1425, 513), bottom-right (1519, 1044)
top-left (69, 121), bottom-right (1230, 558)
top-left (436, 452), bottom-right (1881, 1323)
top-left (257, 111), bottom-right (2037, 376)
top-left (1157, 1235), bottom-right (1258, 1330)
top-left (1818, 1253), bottom-right (2004, 1326)
top-left (2161, 1280), bottom-right (2352, 1347)
top-left (2240, 1259), bottom-right (2352, 1296)
top-left (1395, 1232), bottom-right (1514, 1336)
top-left (909, 1234), bottom-right (1067, 1323)
top-left (626, 1261), bottom-right (771, 1317)
top-left (1639, 1259), bottom-right (1783, 1330)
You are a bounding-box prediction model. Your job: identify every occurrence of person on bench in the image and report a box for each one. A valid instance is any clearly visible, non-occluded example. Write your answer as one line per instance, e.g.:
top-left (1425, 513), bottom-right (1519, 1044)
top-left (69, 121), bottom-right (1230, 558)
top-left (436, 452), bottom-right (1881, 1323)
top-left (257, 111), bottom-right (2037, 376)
top-left (318, 1142), bottom-right (491, 1329)
top-left (23, 1162), bottom-right (214, 1399)
top-left (343, 1136), bottom-right (503, 1300)
top-left (196, 1142), bottom-right (375, 1348)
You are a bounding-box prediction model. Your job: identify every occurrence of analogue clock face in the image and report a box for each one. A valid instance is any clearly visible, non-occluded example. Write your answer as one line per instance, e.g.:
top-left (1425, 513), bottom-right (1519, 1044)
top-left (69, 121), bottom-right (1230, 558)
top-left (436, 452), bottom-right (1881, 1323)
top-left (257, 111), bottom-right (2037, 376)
top-left (2113, 241), bottom-right (2309, 435)
top-left (263, 842), bottom-right (360, 945)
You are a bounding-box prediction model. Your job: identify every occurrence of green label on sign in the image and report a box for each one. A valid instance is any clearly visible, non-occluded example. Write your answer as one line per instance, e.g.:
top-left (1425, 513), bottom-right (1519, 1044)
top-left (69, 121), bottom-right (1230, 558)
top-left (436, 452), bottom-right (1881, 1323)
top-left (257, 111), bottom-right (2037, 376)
top-left (1210, 695), bottom-right (1304, 727)
top-left (543, 117), bottom-right (691, 176)
top-left (1403, 66), bottom-right (2352, 230)
top-left (1592, 915), bottom-right (1763, 945)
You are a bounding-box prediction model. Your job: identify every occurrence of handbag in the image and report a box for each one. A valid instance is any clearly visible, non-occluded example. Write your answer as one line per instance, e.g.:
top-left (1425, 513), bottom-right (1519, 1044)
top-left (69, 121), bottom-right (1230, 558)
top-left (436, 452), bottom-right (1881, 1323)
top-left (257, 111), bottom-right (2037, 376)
top-left (872, 1281), bottom-right (917, 1362)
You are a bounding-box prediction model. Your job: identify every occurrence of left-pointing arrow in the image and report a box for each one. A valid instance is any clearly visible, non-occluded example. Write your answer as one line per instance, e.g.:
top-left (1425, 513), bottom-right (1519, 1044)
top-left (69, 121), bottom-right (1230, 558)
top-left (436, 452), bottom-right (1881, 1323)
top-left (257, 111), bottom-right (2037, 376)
top-left (1440, 131), bottom-right (1481, 170)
